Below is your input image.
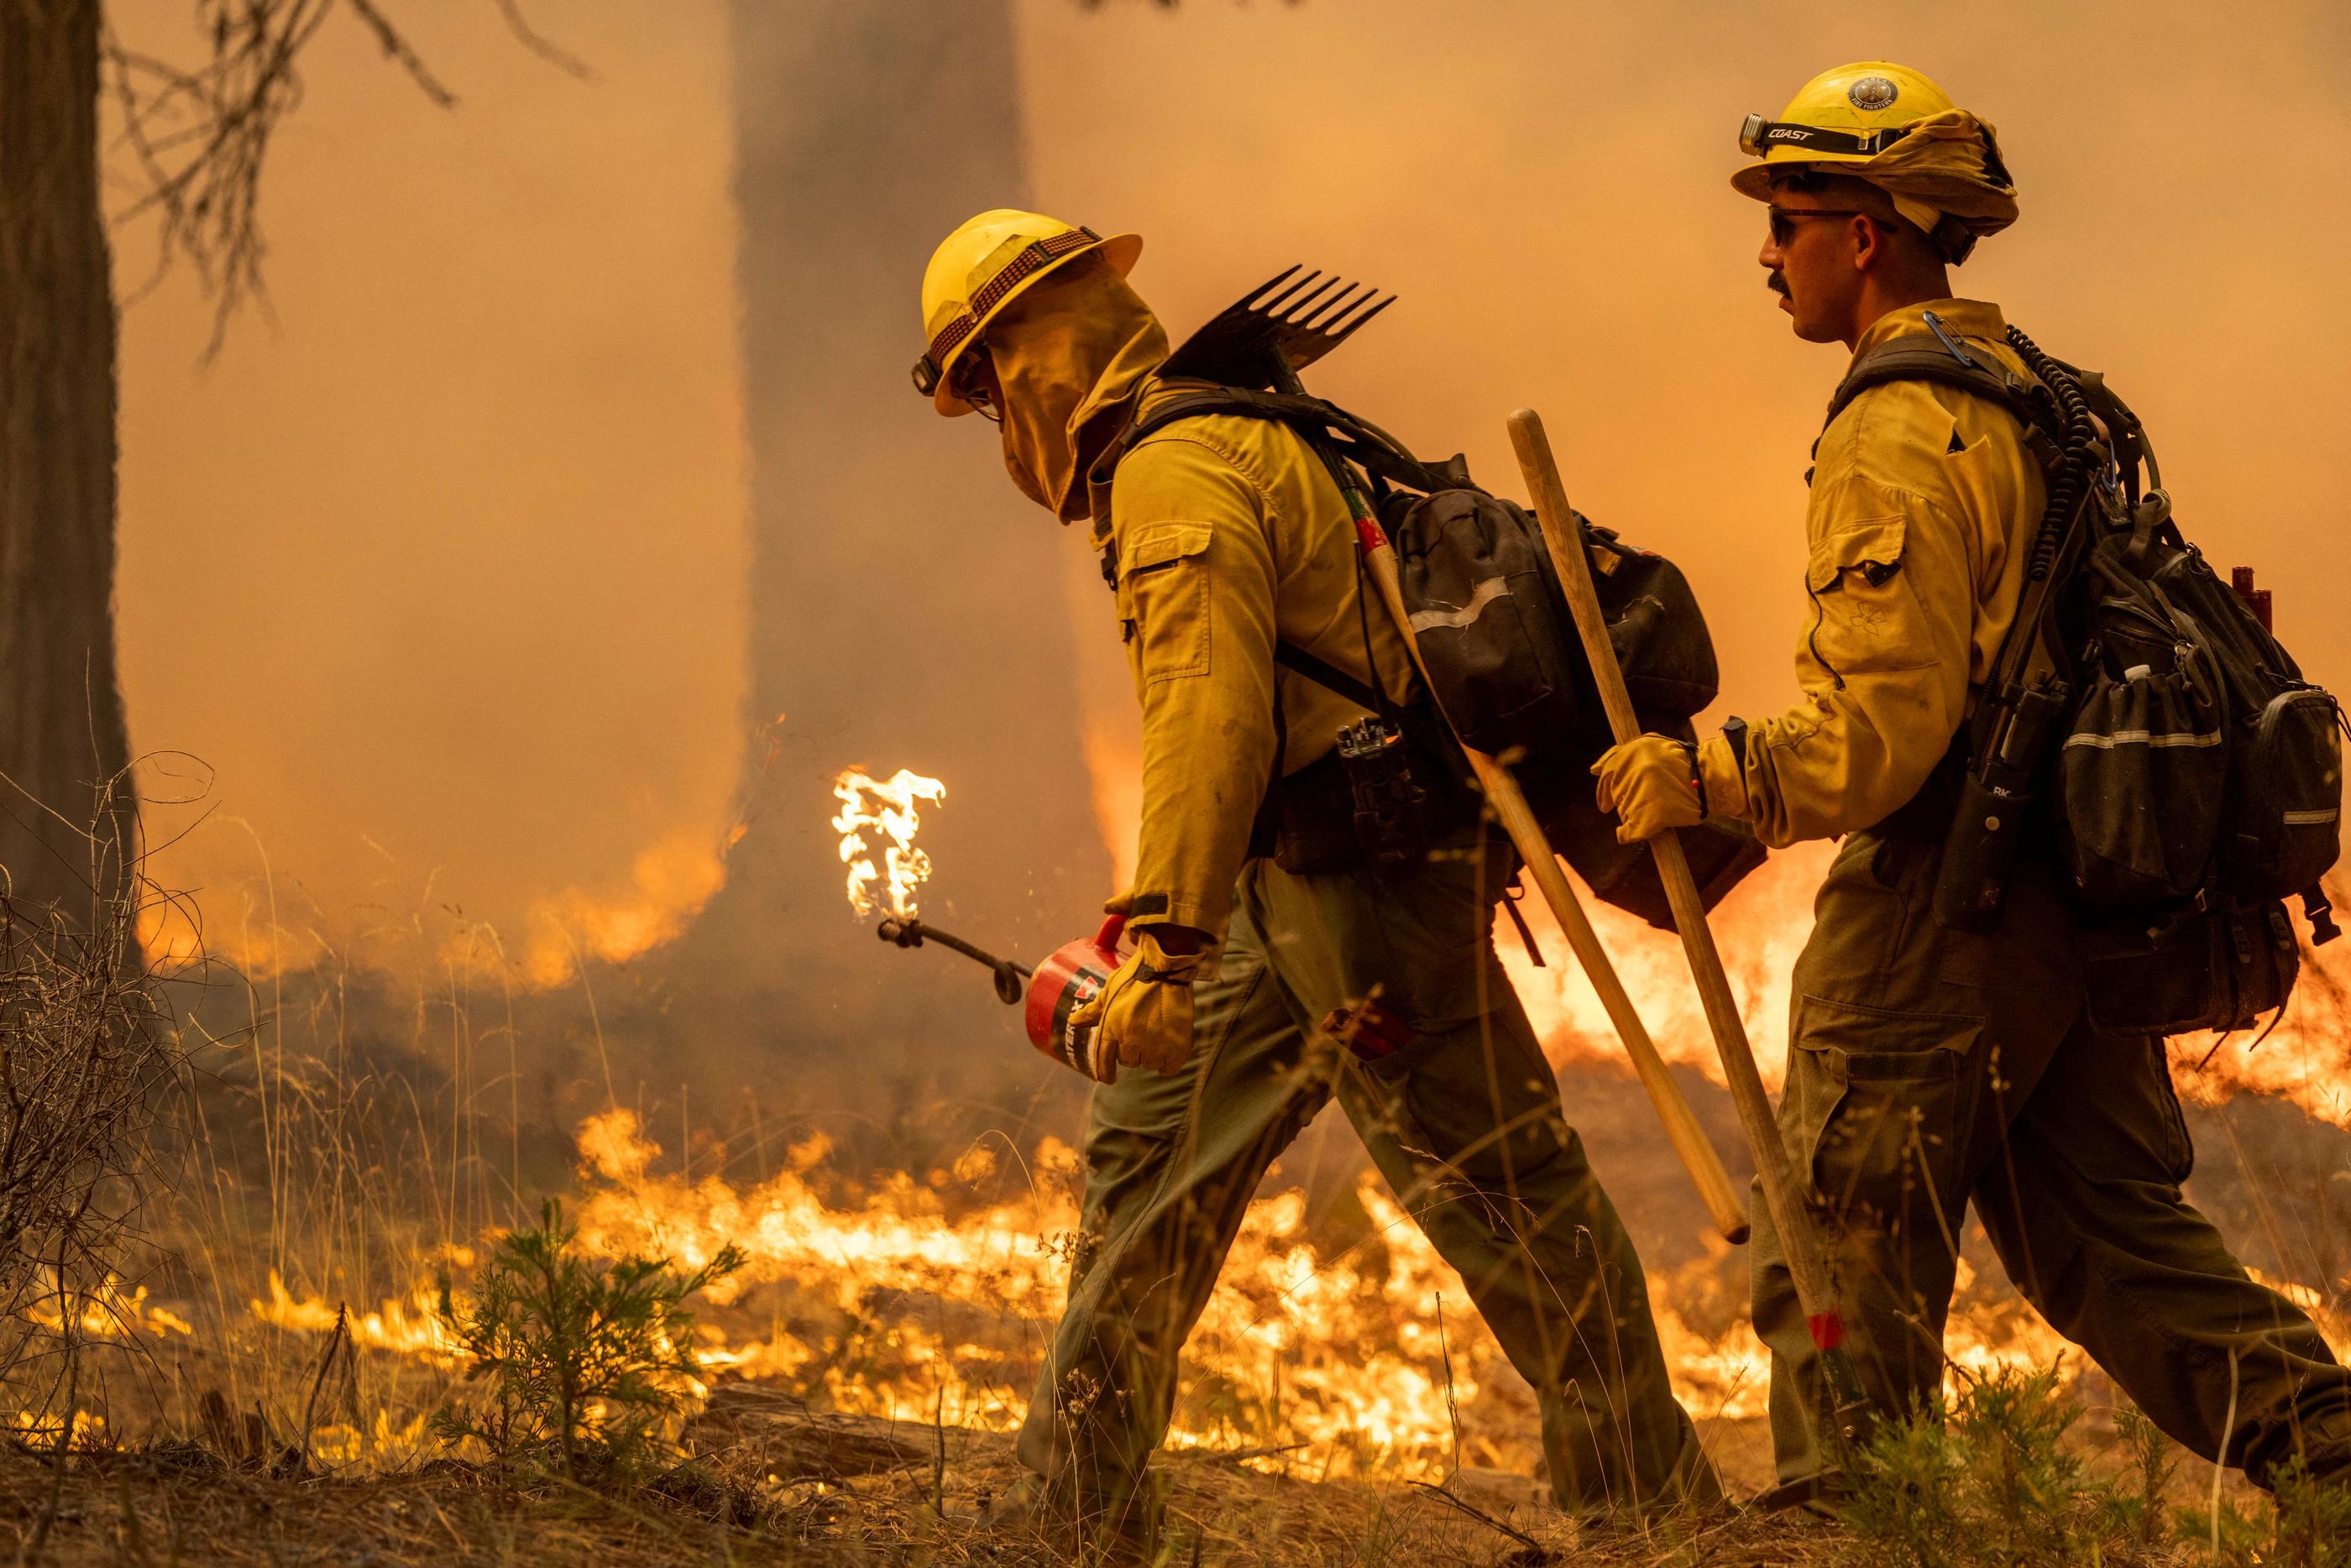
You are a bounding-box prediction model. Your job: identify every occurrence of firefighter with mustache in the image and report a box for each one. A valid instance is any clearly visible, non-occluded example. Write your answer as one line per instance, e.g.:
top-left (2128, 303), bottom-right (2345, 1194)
top-left (912, 212), bottom-right (1720, 1548)
top-left (1593, 60), bottom-right (2351, 1501)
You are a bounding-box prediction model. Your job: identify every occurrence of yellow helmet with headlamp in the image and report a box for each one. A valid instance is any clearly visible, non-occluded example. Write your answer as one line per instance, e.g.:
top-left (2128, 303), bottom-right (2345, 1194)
top-left (1733, 61), bottom-right (2019, 264)
top-left (912, 209), bottom-right (1142, 417)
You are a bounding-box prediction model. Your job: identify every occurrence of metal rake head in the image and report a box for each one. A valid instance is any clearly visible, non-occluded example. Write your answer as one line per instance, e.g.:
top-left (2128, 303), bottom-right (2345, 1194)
top-left (1159, 265), bottom-right (1395, 387)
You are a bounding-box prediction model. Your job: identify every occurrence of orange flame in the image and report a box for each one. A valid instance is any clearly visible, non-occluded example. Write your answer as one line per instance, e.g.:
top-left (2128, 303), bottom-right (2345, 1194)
top-left (247, 1109), bottom-right (2317, 1478)
top-left (831, 766), bottom-right (945, 918)
top-left (519, 829), bottom-right (732, 988)
top-left (250, 1271), bottom-right (465, 1366)
top-left (28, 1274), bottom-right (193, 1341)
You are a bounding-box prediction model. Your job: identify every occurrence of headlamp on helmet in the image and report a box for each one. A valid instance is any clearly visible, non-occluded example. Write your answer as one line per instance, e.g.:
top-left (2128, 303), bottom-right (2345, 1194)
top-left (910, 212), bottom-right (1141, 416)
top-left (1737, 113), bottom-right (1909, 161)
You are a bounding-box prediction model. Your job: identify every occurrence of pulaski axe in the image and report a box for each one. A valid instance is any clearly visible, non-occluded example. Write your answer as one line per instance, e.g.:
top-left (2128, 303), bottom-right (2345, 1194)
top-left (1165, 271), bottom-right (1749, 1247)
top-left (1508, 408), bottom-right (1869, 1452)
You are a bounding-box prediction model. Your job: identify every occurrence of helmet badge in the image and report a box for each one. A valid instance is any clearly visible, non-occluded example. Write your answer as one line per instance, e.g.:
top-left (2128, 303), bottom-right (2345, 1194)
top-left (1847, 76), bottom-right (1899, 112)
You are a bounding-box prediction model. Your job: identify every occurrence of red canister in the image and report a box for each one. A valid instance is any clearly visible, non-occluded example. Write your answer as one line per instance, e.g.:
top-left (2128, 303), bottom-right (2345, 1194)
top-left (1025, 914), bottom-right (1126, 1082)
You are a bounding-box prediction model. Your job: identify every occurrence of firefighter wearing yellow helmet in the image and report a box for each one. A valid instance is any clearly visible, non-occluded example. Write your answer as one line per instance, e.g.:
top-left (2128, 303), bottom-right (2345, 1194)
top-left (1731, 60), bottom-right (2017, 264)
top-left (1592, 63), bottom-right (2351, 1503)
top-left (914, 210), bottom-right (1720, 1550)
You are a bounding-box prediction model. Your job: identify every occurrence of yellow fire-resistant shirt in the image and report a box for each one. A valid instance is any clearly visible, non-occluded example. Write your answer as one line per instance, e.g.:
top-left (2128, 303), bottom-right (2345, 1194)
top-left (1085, 382), bottom-right (1419, 943)
top-left (1696, 299), bottom-right (2048, 848)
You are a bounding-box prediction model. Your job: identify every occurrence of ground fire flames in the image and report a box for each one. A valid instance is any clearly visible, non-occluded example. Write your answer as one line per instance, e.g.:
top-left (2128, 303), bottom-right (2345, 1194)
top-left (833, 766), bottom-right (948, 919)
top-left (243, 1106), bottom-right (2344, 1482)
top-left (233, 783), bottom-right (2351, 1478)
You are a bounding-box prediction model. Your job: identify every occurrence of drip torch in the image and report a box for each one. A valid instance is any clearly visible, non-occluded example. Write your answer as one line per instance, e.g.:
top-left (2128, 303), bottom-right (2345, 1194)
top-left (874, 910), bottom-right (1403, 1085)
top-left (874, 913), bottom-right (1123, 1080)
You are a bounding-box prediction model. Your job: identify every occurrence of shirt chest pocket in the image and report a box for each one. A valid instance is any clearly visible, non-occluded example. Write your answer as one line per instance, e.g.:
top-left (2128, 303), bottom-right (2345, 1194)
top-left (1115, 521), bottom-right (1213, 683)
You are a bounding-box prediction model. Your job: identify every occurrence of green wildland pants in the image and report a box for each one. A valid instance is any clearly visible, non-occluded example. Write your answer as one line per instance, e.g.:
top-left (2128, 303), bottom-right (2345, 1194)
top-left (1015, 830), bottom-right (1720, 1534)
top-left (1751, 829), bottom-right (2351, 1489)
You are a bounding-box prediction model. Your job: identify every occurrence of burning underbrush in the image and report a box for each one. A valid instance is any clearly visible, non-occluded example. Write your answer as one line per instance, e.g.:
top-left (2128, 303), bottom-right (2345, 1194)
top-left (8, 840), bottom-right (2349, 1558)
top-left (220, 1105), bottom-right (2300, 1491)
top-left (6, 1008), bottom-right (2346, 1563)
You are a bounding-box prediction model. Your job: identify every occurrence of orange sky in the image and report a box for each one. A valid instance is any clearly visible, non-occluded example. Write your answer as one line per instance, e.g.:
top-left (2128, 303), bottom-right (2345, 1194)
top-left (1019, 0), bottom-right (2351, 765)
top-left (109, 0), bottom-right (2351, 988)
top-left (113, 0), bottom-right (746, 975)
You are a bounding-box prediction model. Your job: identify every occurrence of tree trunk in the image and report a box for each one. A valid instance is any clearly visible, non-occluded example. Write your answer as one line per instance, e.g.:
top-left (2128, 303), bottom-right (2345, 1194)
top-left (0, 1), bottom-right (133, 923)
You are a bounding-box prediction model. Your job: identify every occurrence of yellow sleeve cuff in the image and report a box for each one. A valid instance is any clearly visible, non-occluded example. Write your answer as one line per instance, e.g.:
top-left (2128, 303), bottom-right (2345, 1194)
top-left (1695, 733), bottom-right (1751, 823)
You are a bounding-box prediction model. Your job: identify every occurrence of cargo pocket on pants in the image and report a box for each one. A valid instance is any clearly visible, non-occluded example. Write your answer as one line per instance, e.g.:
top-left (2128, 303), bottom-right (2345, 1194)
top-left (1789, 995), bottom-right (1982, 1232)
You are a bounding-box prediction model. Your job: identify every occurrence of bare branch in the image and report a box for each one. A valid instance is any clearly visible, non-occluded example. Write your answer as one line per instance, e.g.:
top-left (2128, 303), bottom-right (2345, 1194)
top-left (0, 768), bottom-right (205, 1424)
top-left (341, 0), bottom-right (458, 107)
top-left (493, 0), bottom-right (592, 82)
top-left (102, 0), bottom-right (589, 356)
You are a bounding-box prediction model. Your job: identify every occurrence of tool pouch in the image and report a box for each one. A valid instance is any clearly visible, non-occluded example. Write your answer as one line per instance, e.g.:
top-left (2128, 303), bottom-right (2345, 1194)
top-left (2057, 560), bottom-right (2229, 908)
top-left (1338, 717), bottom-right (1430, 873)
top-left (1254, 706), bottom-right (1474, 877)
top-left (1385, 489), bottom-right (1580, 757)
top-left (1381, 492), bottom-right (1722, 765)
top-left (1257, 750), bottom-right (1359, 875)
top-left (2078, 891), bottom-right (2298, 1037)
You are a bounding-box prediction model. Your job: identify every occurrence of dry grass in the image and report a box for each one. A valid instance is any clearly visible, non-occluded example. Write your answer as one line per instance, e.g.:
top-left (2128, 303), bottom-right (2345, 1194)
top-left (0, 864), bottom-right (2331, 1565)
top-left (0, 799), bottom-right (200, 1480)
top-left (0, 1373), bottom-right (2294, 1566)
top-left (0, 1417), bottom-right (1840, 1568)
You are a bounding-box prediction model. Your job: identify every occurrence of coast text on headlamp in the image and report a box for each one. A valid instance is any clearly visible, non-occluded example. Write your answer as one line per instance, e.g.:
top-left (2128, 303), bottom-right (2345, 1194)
top-left (1738, 113), bottom-right (1908, 160)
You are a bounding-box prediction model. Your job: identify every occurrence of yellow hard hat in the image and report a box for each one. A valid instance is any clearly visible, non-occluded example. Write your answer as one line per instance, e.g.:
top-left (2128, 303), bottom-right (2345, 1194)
top-left (1732, 62), bottom-right (2017, 262)
top-left (1731, 61), bottom-right (1956, 196)
top-left (913, 208), bottom-right (1141, 416)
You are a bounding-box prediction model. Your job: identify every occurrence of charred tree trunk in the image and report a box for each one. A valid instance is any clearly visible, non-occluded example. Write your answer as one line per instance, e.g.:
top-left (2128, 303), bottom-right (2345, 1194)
top-left (0, 2), bottom-right (133, 923)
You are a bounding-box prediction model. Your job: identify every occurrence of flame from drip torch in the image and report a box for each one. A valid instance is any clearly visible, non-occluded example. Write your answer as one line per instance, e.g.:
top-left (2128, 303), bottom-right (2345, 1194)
top-left (831, 766), bottom-right (945, 918)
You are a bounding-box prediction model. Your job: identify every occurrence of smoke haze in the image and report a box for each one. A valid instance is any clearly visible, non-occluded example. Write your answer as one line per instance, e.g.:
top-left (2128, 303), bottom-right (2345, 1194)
top-left (113, 0), bottom-right (749, 979)
top-left (103, 2), bottom-right (2350, 1121)
top-left (1017, 0), bottom-right (2351, 750)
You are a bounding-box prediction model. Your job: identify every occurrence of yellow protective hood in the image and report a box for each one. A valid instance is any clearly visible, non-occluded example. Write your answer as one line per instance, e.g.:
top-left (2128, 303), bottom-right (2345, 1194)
top-left (1736, 108), bottom-right (2019, 259)
top-left (992, 264), bottom-right (1170, 525)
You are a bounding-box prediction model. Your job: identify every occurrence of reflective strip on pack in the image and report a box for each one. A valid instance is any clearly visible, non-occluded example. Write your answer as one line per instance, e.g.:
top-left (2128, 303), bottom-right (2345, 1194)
top-left (2284, 808), bottom-right (2342, 826)
top-left (2062, 729), bottom-right (2224, 750)
top-left (1406, 577), bottom-right (1510, 634)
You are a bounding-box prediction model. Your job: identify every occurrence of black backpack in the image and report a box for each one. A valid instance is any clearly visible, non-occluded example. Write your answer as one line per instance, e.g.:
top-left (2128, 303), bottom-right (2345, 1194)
top-left (1097, 381), bottom-right (1765, 930)
top-left (1830, 321), bottom-right (2343, 1035)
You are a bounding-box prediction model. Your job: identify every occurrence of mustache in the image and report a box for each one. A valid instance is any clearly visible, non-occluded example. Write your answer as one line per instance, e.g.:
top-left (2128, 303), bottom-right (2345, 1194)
top-left (1767, 271), bottom-right (1792, 299)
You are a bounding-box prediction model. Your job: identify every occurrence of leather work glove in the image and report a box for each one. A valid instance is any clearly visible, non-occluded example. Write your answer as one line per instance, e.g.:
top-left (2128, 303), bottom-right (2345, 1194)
top-left (1592, 734), bottom-right (1705, 844)
top-left (1069, 927), bottom-right (1202, 1077)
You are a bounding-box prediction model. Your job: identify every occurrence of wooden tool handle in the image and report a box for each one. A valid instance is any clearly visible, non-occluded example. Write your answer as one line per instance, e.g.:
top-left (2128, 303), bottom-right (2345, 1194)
top-left (1508, 407), bottom-right (1835, 1319)
top-left (1355, 536), bottom-right (1750, 1244)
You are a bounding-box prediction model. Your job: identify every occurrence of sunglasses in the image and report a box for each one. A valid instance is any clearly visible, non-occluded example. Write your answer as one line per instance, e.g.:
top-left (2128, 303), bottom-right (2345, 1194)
top-left (1767, 206), bottom-right (1869, 247)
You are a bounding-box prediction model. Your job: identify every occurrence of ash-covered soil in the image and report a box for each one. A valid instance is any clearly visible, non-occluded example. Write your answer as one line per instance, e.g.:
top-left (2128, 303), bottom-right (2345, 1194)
top-left (0, 1390), bottom-right (2258, 1567)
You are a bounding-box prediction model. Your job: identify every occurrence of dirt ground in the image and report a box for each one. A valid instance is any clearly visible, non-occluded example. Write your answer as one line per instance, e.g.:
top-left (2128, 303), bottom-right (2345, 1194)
top-left (0, 1430), bottom-right (1820, 1568)
top-left (2, 1385), bottom-right (2260, 1568)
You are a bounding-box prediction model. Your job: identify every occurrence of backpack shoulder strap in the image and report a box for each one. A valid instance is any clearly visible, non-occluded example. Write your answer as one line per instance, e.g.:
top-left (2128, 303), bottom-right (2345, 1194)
top-left (1273, 638), bottom-right (1378, 711)
top-left (1094, 380), bottom-right (1473, 497)
top-left (1827, 330), bottom-right (2060, 461)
